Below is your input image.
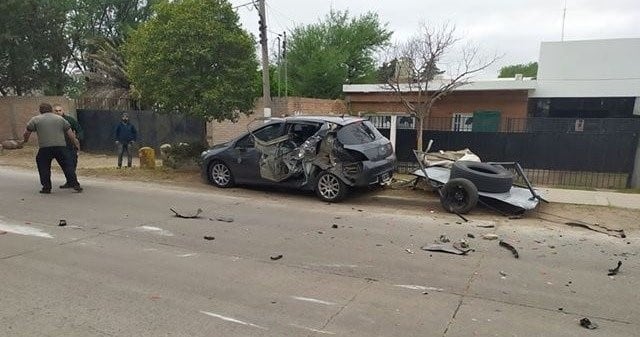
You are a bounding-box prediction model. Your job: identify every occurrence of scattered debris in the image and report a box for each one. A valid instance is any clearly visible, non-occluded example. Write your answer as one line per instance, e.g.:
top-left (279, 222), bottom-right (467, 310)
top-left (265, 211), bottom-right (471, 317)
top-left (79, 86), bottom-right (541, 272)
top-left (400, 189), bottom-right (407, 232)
top-left (499, 240), bottom-right (519, 258)
top-left (331, 224), bottom-right (338, 229)
top-left (607, 261), bottom-right (622, 276)
top-left (454, 212), bottom-right (468, 222)
top-left (213, 216), bottom-right (234, 223)
top-left (270, 254), bottom-right (283, 261)
top-left (422, 241), bottom-right (471, 255)
top-left (579, 317), bottom-right (598, 330)
top-left (405, 248), bottom-right (414, 254)
top-left (558, 307), bottom-right (563, 311)
top-left (170, 207), bottom-right (203, 219)
top-left (467, 233), bottom-right (475, 239)
top-left (564, 222), bottom-right (626, 238)
top-left (376, 244), bottom-right (383, 247)
top-left (482, 233), bottom-right (499, 240)
top-left (317, 231), bottom-right (323, 234)
top-left (508, 215), bottom-right (522, 220)
top-left (58, 219), bottom-right (67, 227)
top-left (499, 271), bottom-right (507, 277)
top-left (203, 236), bottom-right (215, 240)
top-left (548, 245), bottom-right (556, 249)
top-left (439, 234), bottom-right (451, 243)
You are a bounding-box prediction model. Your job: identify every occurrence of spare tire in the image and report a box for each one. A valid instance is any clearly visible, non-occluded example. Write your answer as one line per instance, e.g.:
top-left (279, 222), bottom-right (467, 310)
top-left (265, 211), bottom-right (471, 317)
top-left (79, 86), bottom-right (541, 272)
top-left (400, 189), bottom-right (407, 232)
top-left (450, 161), bottom-right (513, 193)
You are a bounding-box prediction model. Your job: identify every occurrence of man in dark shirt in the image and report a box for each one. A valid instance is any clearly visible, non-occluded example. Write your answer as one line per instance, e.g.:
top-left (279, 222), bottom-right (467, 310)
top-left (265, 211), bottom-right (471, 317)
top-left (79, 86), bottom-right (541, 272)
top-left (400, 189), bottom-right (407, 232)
top-left (23, 103), bottom-right (83, 193)
top-left (114, 113), bottom-right (138, 168)
top-left (53, 104), bottom-right (83, 188)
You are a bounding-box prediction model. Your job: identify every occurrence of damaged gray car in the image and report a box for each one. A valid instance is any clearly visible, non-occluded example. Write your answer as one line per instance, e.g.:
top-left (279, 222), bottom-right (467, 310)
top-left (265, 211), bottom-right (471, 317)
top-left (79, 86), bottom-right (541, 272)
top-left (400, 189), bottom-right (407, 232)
top-left (201, 116), bottom-right (396, 202)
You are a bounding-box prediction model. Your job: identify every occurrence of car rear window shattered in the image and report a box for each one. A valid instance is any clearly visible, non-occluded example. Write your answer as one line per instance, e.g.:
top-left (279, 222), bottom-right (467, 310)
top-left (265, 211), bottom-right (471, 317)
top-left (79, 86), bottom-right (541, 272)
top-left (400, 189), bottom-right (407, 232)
top-left (337, 121), bottom-right (381, 145)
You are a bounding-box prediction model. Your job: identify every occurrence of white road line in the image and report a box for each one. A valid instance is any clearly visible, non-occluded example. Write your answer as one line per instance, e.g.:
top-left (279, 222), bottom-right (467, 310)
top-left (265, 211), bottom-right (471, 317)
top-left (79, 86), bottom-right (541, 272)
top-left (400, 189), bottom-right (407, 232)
top-left (291, 296), bottom-right (336, 306)
top-left (395, 285), bottom-right (444, 292)
top-left (289, 323), bottom-right (336, 335)
top-left (199, 311), bottom-right (268, 330)
top-left (0, 221), bottom-right (53, 238)
top-left (137, 226), bottom-right (173, 236)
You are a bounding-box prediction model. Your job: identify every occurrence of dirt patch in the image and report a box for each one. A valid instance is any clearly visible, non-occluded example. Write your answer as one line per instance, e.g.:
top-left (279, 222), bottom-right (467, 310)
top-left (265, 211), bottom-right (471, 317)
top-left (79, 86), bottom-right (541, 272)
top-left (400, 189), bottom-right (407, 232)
top-left (1, 145), bottom-right (200, 186)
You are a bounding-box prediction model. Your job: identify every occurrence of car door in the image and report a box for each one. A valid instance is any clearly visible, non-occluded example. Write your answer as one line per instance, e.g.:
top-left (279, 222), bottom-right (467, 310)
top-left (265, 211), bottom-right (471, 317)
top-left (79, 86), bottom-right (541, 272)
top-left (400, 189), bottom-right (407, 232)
top-left (227, 133), bottom-right (261, 183)
top-left (230, 122), bottom-right (287, 183)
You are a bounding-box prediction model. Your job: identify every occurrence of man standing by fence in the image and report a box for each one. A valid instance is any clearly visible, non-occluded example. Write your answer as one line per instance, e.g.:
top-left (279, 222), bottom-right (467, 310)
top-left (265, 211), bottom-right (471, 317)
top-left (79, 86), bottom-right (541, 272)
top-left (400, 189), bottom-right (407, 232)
top-left (114, 113), bottom-right (138, 168)
top-left (23, 103), bottom-right (83, 193)
top-left (53, 104), bottom-right (83, 188)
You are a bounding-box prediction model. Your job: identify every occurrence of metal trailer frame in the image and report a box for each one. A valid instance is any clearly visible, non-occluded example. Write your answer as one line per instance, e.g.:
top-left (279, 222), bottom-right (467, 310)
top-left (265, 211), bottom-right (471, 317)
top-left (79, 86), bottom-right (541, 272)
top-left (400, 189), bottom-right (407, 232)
top-left (411, 147), bottom-right (547, 215)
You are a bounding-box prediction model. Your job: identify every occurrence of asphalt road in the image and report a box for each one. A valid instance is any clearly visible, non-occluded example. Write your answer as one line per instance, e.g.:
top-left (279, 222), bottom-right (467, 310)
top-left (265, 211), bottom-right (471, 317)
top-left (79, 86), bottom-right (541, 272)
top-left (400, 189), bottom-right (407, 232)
top-left (1, 167), bottom-right (638, 337)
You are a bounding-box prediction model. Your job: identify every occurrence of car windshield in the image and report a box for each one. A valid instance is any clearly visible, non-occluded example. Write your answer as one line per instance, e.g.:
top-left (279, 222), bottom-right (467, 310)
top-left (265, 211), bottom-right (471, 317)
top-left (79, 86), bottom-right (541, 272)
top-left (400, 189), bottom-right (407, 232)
top-left (336, 121), bottom-right (382, 145)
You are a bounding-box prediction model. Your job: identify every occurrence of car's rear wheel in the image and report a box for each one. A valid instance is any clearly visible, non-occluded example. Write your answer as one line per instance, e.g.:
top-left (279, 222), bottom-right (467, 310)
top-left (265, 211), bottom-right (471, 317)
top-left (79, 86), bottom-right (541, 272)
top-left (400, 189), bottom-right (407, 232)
top-left (315, 171), bottom-right (347, 202)
top-left (209, 161), bottom-right (234, 188)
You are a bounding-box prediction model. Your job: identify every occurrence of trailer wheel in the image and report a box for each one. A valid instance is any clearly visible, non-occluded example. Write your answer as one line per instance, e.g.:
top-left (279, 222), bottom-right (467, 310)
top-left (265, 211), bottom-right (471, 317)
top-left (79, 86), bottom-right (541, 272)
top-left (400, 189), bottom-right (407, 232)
top-left (440, 178), bottom-right (479, 214)
top-left (450, 161), bottom-right (513, 193)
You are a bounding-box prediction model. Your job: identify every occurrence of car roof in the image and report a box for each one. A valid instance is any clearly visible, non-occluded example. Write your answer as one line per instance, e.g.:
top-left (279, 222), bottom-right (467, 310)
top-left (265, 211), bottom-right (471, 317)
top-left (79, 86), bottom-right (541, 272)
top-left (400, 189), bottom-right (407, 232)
top-left (269, 115), bottom-right (365, 126)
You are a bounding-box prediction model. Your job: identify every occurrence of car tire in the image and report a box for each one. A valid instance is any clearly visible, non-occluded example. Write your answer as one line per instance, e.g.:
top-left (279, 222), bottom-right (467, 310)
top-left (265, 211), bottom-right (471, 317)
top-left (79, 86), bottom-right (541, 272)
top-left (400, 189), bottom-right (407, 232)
top-left (315, 171), bottom-right (348, 202)
top-left (450, 161), bottom-right (513, 193)
top-left (440, 178), bottom-right (479, 214)
top-left (208, 161), bottom-right (234, 188)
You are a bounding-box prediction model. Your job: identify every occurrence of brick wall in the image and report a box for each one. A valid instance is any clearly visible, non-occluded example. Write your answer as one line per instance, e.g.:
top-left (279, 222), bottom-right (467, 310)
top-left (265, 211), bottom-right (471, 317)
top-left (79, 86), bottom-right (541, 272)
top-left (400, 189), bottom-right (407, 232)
top-left (207, 97), bottom-right (348, 145)
top-left (0, 96), bottom-right (75, 143)
top-left (347, 90), bottom-right (530, 126)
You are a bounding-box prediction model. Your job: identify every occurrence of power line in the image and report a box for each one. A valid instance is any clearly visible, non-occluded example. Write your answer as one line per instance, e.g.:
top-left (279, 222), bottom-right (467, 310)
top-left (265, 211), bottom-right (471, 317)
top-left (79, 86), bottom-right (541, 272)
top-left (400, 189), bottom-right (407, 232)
top-left (232, 1), bottom-right (255, 10)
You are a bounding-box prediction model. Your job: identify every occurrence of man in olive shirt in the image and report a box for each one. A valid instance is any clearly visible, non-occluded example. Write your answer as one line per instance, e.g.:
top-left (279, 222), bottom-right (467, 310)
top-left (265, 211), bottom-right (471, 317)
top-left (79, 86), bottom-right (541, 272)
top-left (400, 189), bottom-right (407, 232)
top-left (23, 103), bottom-right (83, 194)
top-left (53, 104), bottom-right (83, 188)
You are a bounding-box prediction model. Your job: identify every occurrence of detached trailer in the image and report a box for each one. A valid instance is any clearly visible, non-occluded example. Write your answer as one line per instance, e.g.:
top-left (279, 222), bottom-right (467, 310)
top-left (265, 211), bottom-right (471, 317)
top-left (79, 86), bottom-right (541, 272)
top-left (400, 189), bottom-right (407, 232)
top-left (411, 149), bottom-right (546, 215)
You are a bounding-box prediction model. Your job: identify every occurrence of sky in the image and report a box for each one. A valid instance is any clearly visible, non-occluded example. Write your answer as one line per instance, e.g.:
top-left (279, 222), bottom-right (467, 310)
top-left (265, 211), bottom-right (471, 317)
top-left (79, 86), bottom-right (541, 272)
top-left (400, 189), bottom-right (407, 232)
top-left (228, 0), bottom-right (640, 79)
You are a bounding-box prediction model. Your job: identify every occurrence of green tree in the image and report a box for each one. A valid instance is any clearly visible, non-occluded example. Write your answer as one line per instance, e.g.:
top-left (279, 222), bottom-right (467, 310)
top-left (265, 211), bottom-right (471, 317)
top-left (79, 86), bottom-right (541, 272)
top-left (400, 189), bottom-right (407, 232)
top-left (498, 62), bottom-right (538, 78)
top-left (125, 0), bottom-right (259, 120)
top-left (286, 10), bottom-right (391, 99)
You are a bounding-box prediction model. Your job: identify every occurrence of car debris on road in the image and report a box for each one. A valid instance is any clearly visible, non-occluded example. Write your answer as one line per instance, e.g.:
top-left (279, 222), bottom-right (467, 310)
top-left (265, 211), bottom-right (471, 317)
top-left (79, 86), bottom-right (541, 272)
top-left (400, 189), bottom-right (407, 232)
top-left (170, 207), bottom-right (203, 219)
top-left (607, 261), bottom-right (622, 276)
top-left (579, 317), bottom-right (598, 330)
top-left (499, 240), bottom-right (520, 258)
top-left (270, 254), bottom-right (283, 261)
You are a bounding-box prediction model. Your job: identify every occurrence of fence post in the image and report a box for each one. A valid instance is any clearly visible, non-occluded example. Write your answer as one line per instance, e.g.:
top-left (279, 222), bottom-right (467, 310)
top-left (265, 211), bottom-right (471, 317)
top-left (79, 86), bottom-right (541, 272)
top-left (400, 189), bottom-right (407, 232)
top-left (389, 115), bottom-right (397, 151)
top-left (630, 133), bottom-right (640, 188)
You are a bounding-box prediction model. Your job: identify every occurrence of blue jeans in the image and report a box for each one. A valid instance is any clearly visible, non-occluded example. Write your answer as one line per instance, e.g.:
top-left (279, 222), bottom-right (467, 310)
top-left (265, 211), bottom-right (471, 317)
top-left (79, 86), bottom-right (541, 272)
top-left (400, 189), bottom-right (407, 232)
top-left (117, 142), bottom-right (133, 167)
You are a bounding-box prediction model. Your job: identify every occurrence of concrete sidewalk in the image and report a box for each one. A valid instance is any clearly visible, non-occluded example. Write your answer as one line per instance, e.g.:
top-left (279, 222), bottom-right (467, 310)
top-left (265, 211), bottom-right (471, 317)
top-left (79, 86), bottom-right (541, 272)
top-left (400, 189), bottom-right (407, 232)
top-left (540, 187), bottom-right (640, 210)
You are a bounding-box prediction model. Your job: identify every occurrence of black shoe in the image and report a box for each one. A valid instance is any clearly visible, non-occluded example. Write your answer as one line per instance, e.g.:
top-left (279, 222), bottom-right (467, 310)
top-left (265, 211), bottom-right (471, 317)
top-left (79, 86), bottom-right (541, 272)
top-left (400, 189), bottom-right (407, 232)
top-left (59, 183), bottom-right (72, 189)
top-left (73, 185), bottom-right (83, 193)
top-left (39, 188), bottom-right (51, 194)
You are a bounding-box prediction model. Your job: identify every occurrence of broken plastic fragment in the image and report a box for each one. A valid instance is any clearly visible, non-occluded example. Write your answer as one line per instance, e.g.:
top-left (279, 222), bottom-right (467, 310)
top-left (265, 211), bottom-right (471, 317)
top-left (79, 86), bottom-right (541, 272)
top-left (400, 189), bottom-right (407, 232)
top-left (170, 207), bottom-right (203, 219)
top-left (270, 254), bottom-right (283, 261)
top-left (58, 219), bottom-right (67, 227)
top-left (203, 236), bottom-right (215, 240)
top-left (579, 317), bottom-right (598, 330)
top-left (607, 260), bottom-right (622, 276)
top-left (499, 240), bottom-right (519, 258)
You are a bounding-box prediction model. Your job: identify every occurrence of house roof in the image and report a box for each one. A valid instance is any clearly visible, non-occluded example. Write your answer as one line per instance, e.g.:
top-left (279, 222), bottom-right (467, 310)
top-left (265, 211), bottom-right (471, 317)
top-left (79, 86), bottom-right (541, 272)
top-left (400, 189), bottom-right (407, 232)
top-left (343, 78), bottom-right (537, 93)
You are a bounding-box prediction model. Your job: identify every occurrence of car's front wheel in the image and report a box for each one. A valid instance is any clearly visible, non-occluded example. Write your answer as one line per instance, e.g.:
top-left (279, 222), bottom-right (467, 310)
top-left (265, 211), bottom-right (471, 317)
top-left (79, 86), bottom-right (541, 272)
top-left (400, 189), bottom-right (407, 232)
top-left (208, 161), bottom-right (234, 188)
top-left (315, 171), bottom-right (347, 202)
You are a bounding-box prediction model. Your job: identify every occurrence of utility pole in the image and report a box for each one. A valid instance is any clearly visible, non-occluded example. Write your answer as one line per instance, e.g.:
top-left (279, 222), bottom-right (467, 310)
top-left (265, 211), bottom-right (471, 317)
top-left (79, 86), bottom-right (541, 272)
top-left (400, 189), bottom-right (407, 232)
top-left (561, 0), bottom-right (567, 41)
top-left (283, 31), bottom-right (288, 99)
top-left (276, 35), bottom-right (281, 97)
top-left (258, 0), bottom-right (271, 118)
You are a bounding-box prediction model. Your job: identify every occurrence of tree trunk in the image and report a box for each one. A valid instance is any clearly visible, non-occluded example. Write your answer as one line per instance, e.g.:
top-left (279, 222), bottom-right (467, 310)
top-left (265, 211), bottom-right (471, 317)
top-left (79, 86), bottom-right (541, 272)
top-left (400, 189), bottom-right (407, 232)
top-left (416, 115), bottom-right (424, 151)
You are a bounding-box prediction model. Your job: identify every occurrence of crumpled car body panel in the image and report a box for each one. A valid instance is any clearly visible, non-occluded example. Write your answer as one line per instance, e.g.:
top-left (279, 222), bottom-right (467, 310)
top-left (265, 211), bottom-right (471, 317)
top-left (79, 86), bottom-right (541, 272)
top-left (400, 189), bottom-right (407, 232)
top-left (201, 117), bottom-right (396, 191)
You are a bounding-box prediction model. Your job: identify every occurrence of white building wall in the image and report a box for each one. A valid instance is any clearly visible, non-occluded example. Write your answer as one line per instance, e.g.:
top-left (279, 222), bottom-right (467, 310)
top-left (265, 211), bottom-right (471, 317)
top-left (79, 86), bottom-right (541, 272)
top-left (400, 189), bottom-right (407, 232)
top-left (532, 38), bottom-right (640, 98)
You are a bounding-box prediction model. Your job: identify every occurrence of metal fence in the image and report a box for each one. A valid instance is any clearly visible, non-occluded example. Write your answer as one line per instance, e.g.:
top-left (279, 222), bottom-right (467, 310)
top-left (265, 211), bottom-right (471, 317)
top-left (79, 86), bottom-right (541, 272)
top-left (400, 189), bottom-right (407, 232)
top-left (380, 117), bottom-right (640, 189)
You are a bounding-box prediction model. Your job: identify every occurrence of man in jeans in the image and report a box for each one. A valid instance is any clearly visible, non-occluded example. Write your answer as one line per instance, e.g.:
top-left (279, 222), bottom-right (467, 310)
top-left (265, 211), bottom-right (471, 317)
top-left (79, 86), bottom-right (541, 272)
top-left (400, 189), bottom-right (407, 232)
top-left (53, 104), bottom-right (83, 188)
top-left (23, 103), bottom-right (83, 193)
top-left (114, 113), bottom-right (138, 168)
